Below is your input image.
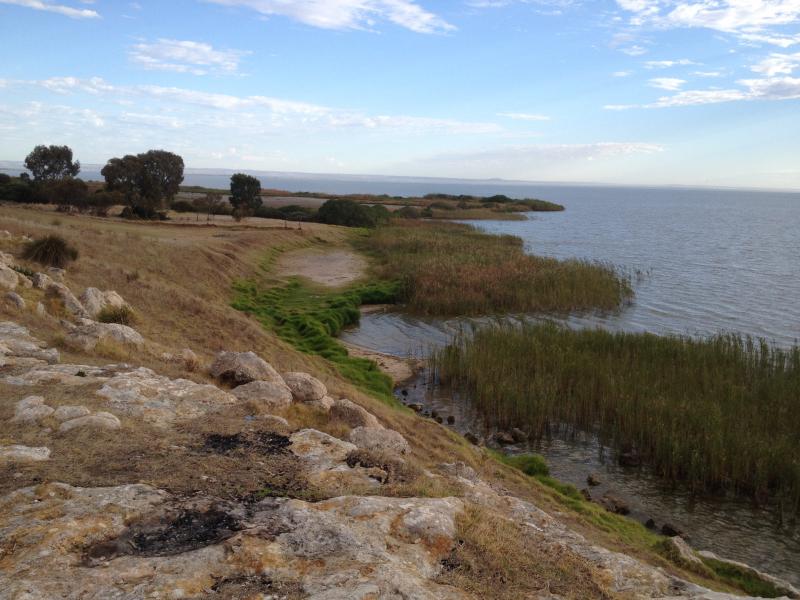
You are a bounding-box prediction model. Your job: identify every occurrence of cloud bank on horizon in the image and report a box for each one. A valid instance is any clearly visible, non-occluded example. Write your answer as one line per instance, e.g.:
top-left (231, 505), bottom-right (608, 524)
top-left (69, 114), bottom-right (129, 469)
top-left (0, 0), bottom-right (798, 188)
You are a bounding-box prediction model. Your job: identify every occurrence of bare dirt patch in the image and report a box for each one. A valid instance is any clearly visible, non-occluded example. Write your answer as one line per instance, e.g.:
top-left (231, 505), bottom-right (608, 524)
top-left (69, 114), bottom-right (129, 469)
top-left (276, 248), bottom-right (367, 288)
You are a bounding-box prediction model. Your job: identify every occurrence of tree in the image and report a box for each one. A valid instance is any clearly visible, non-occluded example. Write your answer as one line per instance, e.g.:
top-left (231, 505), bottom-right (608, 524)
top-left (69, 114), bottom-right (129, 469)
top-left (229, 173), bottom-right (261, 220)
top-left (101, 150), bottom-right (184, 215)
top-left (46, 178), bottom-right (89, 210)
top-left (24, 145), bottom-right (80, 182)
top-left (193, 192), bottom-right (226, 222)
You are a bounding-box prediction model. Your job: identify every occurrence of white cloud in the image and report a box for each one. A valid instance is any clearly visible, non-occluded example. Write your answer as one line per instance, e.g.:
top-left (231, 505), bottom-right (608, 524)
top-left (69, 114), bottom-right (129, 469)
top-left (751, 51), bottom-right (800, 75)
top-left (649, 77), bottom-right (686, 90)
top-left (644, 58), bottom-right (697, 68)
top-left (0, 0), bottom-right (99, 18)
top-left (617, 0), bottom-right (800, 33)
top-left (13, 76), bottom-right (502, 135)
top-left (204, 0), bottom-right (454, 33)
top-left (129, 39), bottom-right (250, 75)
top-left (497, 112), bottom-right (551, 121)
top-left (621, 44), bottom-right (649, 55)
top-left (613, 70), bottom-right (633, 76)
top-left (740, 31), bottom-right (800, 47)
top-left (693, 70), bottom-right (723, 77)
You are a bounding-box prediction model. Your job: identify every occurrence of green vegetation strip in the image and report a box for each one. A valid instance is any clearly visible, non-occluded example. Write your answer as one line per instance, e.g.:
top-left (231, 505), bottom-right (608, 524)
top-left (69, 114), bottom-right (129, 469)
top-left (233, 278), bottom-right (400, 401)
top-left (357, 221), bottom-right (631, 316)
top-left (500, 453), bottom-right (786, 597)
top-left (435, 322), bottom-right (800, 512)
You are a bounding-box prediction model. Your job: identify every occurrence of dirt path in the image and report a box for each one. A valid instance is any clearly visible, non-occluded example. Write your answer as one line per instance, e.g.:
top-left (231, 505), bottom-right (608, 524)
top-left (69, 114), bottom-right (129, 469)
top-left (276, 248), bottom-right (367, 288)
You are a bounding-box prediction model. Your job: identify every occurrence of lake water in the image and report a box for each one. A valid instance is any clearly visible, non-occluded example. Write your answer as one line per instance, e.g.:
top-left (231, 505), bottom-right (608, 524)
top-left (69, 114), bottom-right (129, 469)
top-left (337, 184), bottom-right (800, 586)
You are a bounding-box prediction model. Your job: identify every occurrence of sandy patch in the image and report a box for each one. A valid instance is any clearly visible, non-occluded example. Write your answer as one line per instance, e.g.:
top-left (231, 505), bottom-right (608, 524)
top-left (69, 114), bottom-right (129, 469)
top-left (342, 341), bottom-right (422, 385)
top-left (276, 248), bottom-right (367, 288)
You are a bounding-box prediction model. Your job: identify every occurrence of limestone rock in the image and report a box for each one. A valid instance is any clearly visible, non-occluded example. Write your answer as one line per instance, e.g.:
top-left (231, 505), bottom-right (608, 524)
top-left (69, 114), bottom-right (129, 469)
top-left (289, 428), bottom-right (357, 471)
top-left (0, 445), bottom-right (51, 463)
top-left (0, 482), bottom-right (465, 600)
top-left (46, 282), bottom-right (87, 317)
top-left (59, 412), bottom-right (121, 433)
top-left (231, 380), bottom-right (293, 411)
top-left (210, 350), bottom-right (283, 387)
top-left (0, 264), bottom-right (19, 290)
top-left (283, 371), bottom-right (327, 402)
top-left (162, 347), bottom-right (200, 371)
top-left (11, 395), bottom-right (55, 424)
top-left (79, 287), bottom-right (130, 318)
top-left (664, 537), bottom-right (708, 572)
top-left (96, 367), bottom-right (237, 425)
top-left (307, 394), bottom-right (336, 411)
top-left (349, 426), bottom-right (411, 455)
top-left (4, 291), bottom-right (25, 309)
top-left (65, 320), bottom-right (144, 352)
top-left (17, 273), bottom-right (33, 288)
top-left (5, 363), bottom-right (129, 386)
top-left (31, 271), bottom-right (53, 289)
top-left (697, 550), bottom-right (799, 598)
top-left (0, 321), bottom-right (60, 364)
top-left (47, 266), bottom-right (66, 281)
top-left (330, 398), bottom-right (382, 429)
top-left (53, 405), bottom-right (92, 422)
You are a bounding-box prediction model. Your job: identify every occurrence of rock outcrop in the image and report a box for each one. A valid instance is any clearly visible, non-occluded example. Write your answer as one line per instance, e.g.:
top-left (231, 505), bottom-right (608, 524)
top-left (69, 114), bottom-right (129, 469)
top-left (64, 320), bottom-right (145, 352)
top-left (79, 287), bottom-right (130, 318)
top-left (349, 426), bottom-right (411, 455)
top-left (330, 397), bottom-right (382, 428)
top-left (230, 379), bottom-right (293, 411)
top-left (283, 371), bottom-right (327, 402)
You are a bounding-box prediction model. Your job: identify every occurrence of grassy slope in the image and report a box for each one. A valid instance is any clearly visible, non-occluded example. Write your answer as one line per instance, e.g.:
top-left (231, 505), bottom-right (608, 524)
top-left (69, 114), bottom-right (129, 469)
top-left (0, 205), bottom-right (757, 597)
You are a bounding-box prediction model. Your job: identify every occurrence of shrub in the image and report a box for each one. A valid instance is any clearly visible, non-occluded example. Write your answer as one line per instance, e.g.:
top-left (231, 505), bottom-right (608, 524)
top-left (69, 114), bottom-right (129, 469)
top-left (0, 173), bottom-right (10, 185)
top-left (120, 205), bottom-right (168, 220)
top-left (170, 200), bottom-right (195, 213)
top-left (394, 206), bottom-right (421, 219)
top-left (316, 199), bottom-right (377, 228)
top-left (21, 235), bottom-right (78, 268)
top-left (501, 453), bottom-right (550, 477)
top-left (97, 305), bottom-right (136, 326)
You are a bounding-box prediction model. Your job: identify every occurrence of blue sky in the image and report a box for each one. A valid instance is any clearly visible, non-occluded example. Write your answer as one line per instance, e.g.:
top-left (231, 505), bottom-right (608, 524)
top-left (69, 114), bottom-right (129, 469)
top-left (1, 0), bottom-right (799, 188)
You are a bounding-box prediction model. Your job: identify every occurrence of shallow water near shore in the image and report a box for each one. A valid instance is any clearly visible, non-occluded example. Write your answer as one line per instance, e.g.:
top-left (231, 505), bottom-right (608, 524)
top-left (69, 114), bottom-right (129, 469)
top-left (341, 186), bottom-right (800, 585)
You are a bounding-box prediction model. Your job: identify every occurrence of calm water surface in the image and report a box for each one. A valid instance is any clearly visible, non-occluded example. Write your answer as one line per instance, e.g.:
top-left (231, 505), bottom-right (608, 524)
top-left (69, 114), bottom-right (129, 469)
top-left (341, 185), bottom-right (800, 585)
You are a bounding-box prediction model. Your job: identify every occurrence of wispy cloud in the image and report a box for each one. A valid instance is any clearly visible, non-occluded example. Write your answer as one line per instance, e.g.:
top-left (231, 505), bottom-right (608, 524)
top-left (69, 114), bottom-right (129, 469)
top-left (497, 112), bottom-right (551, 121)
top-left (0, 0), bottom-right (99, 18)
top-left (644, 59), bottom-right (697, 69)
top-left (129, 39), bottom-right (250, 75)
top-left (649, 77), bottom-right (686, 90)
top-left (204, 0), bottom-right (454, 34)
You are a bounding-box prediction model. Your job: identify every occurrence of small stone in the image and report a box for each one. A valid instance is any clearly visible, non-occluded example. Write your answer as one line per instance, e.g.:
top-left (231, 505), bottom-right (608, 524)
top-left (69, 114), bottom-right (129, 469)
top-left (283, 372), bottom-right (327, 402)
top-left (661, 523), bottom-right (684, 538)
top-left (53, 405), bottom-right (92, 422)
top-left (330, 398), bottom-right (381, 428)
top-left (494, 431), bottom-right (515, 446)
top-left (5, 291), bottom-right (26, 310)
top-left (306, 395), bottom-right (335, 412)
top-left (446, 415), bottom-right (455, 425)
top-left (59, 412), bottom-right (121, 433)
top-left (11, 396), bottom-right (54, 424)
top-left (47, 267), bottom-right (66, 281)
top-left (600, 493), bottom-right (630, 515)
top-left (587, 473), bottom-right (601, 487)
top-left (464, 432), bottom-right (480, 445)
top-left (349, 426), bottom-right (410, 455)
top-left (32, 272), bottom-right (53, 289)
top-left (645, 518), bottom-right (656, 529)
top-left (408, 403), bottom-right (423, 413)
top-left (0, 445), bottom-right (51, 463)
top-left (510, 428), bottom-right (528, 443)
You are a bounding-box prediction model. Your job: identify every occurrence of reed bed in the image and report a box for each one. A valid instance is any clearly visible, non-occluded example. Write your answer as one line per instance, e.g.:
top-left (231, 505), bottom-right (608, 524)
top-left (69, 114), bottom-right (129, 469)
top-left (434, 322), bottom-right (800, 511)
top-left (359, 221), bottom-right (631, 316)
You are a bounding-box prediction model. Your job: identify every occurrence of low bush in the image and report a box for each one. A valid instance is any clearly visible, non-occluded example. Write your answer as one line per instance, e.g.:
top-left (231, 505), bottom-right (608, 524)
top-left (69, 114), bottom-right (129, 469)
top-left (21, 235), bottom-right (78, 268)
top-left (97, 305), bottom-right (136, 326)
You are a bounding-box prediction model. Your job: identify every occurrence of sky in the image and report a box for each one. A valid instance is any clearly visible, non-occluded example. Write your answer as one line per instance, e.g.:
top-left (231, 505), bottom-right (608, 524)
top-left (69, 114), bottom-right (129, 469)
top-left (0, 0), bottom-right (799, 189)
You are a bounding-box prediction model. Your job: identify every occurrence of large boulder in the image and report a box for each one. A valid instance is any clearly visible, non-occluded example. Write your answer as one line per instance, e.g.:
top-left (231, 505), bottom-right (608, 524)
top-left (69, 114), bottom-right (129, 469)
top-left (349, 426), bottom-right (411, 455)
top-left (230, 380), bottom-right (293, 411)
top-left (283, 372), bottom-right (327, 402)
top-left (330, 398), bottom-right (382, 429)
top-left (65, 321), bottom-right (144, 352)
top-left (0, 264), bottom-right (19, 290)
top-left (209, 351), bottom-right (283, 387)
top-left (79, 287), bottom-right (130, 318)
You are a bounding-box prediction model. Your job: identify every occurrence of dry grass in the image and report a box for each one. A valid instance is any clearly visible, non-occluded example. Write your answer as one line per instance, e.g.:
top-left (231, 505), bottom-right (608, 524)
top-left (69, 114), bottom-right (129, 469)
top-left (437, 505), bottom-right (614, 599)
top-left (0, 205), bottom-right (749, 596)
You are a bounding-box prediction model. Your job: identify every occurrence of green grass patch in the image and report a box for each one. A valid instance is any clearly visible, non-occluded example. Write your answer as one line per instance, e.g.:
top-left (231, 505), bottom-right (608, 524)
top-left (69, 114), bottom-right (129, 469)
top-left (233, 277), bottom-right (400, 402)
top-left (435, 322), bottom-right (800, 511)
top-left (356, 221), bottom-right (631, 316)
top-left (497, 452), bottom-right (550, 477)
top-left (700, 556), bottom-right (787, 598)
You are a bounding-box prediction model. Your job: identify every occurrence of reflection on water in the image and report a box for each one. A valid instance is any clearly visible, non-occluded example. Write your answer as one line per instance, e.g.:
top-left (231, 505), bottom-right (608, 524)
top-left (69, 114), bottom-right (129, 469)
top-left (398, 372), bottom-right (800, 586)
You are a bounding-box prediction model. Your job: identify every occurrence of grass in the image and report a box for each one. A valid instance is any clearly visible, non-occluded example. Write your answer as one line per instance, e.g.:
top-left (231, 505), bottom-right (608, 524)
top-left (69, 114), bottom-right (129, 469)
top-left (21, 235), bottom-right (78, 268)
top-left (97, 304), bottom-right (136, 325)
top-left (700, 556), bottom-right (787, 598)
top-left (232, 278), bottom-right (400, 401)
top-left (357, 221), bottom-right (631, 316)
top-left (436, 505), bottom-right (613, 599)
top-left (434, 321), bottom-right (800, 512)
